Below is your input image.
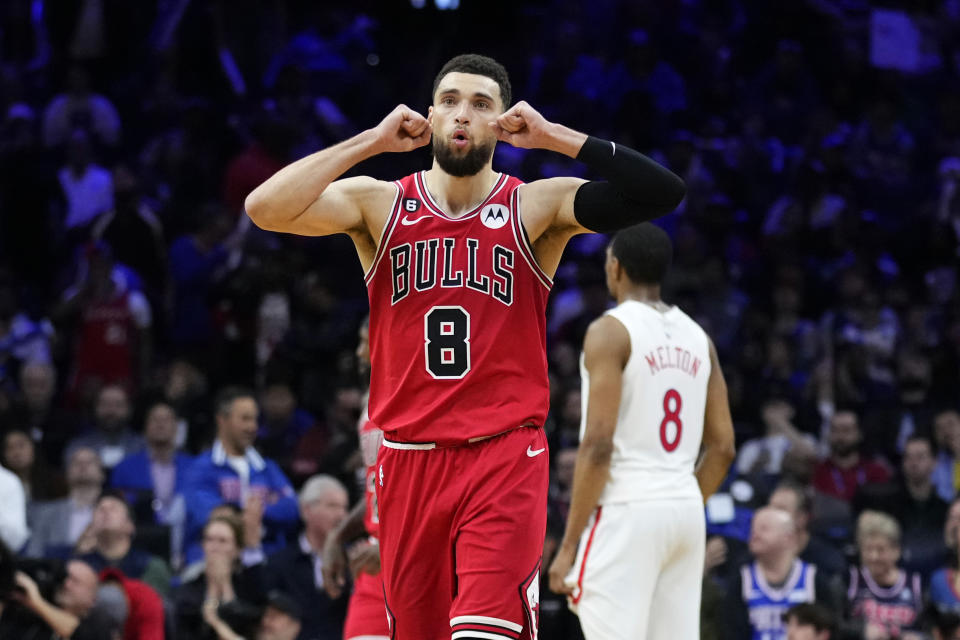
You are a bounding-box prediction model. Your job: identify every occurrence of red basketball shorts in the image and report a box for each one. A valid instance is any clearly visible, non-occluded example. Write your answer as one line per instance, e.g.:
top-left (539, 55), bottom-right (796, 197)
top-left (375, 425), bottom-right (549, 640)
top-left (344, 570), bottom-right (391, 640)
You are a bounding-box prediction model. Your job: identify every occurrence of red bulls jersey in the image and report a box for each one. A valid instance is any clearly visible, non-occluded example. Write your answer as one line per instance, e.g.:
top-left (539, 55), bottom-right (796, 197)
top-left (365, 171), bottom-right (551, 446)
top-left (357, 402), bottom-right (382, 537)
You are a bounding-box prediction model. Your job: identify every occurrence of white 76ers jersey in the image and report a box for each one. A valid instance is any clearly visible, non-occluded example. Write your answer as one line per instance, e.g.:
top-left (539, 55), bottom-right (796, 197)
top-left (580, 301), bottom-right (711, 504)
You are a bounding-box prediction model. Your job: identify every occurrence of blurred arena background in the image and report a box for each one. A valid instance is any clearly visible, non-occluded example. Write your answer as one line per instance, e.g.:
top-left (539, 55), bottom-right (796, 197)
top-left (0, 1), bottom-right (959, 638)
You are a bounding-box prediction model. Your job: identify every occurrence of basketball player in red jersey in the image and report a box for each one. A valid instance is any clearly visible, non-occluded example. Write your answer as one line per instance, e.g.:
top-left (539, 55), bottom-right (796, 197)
top-left (322, 317), bottom-right (390, 640)
top-left (246, 54), bottom-right (685, 640)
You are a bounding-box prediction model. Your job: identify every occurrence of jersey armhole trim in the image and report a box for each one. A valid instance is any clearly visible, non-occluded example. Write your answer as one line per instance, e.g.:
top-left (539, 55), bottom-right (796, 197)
top-left (363, 181), bottom-right (403, 285)
top-left (510, 187), bottom-right (552, 290)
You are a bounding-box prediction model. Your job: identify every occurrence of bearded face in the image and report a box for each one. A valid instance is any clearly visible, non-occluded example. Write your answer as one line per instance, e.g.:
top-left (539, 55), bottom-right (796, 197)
top-left (431, 134), bottom-right (496, 177)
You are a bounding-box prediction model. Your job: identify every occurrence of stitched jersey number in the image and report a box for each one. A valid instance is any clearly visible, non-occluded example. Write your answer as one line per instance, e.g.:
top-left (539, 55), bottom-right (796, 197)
top-left (424, 306), bottom-right (471, 379)
top-left (660, 389), bottom-right (683, 452)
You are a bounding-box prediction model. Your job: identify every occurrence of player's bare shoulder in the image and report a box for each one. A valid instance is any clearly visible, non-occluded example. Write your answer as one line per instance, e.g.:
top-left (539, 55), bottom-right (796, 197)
top-left (515, 177), bottom-right (587, 239)
top-left (582, 314), bottom-right (631, 370)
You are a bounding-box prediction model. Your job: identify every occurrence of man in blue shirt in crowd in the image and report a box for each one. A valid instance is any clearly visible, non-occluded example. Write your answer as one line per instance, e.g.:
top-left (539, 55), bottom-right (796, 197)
top-left (181, 387), bottom-right (299, 564)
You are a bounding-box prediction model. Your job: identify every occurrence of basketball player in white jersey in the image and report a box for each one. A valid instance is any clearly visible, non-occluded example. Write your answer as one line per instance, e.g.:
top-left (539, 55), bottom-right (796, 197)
top-left (547, 222), bottom-right (736, 640)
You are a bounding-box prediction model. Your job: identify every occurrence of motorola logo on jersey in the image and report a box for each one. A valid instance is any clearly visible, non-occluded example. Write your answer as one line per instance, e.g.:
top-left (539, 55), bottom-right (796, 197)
top-left (480, 204), bottom-right (509, 229)
top-left (404, 198), bottom-right (420, 212)
top-left (389, 237), bottom-right (514, 306)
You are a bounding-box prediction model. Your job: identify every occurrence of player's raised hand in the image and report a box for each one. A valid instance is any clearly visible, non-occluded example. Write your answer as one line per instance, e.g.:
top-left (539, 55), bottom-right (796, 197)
top-left (373, 104), bottom-right (432, 153)
top-left (488, 101), bottom-right (553, 150)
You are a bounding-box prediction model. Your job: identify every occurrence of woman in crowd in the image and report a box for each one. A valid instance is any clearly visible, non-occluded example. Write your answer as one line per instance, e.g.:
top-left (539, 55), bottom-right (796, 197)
top-left (931, 499), bottom-right (960, 614)
top-left (847, 510), bottom-right (924, 639)
top-left (2, 428), bottom-right (65, 503)
top-left (173, 514), bottom-right (264, 639)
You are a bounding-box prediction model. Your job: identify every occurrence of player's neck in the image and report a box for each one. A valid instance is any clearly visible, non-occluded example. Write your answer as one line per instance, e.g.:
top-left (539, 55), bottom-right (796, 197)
top-left (619, 285), bottom-right (663, 307)
top-left (424, 164), bottom-right (500, 218)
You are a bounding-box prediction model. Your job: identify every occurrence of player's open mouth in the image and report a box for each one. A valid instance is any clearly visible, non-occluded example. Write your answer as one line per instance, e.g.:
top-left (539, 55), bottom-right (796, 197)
top-left (452, 130), bottom-right (469, 148)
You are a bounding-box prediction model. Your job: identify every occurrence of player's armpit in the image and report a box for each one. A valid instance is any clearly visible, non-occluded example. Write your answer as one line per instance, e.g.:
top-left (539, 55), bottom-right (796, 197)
top-left (696, 338), bottom-right (736, 501)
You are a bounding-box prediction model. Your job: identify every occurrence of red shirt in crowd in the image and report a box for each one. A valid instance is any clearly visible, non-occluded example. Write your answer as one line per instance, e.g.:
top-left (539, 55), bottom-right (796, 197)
top-left (813, 457), bottom-right (891, 502)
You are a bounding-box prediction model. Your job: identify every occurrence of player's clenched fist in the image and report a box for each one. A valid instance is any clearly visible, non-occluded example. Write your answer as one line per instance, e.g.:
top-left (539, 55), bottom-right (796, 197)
top-left (373, 104), bottom-right (432, 153)
top-left (488, 100), bottom-right (553, 150)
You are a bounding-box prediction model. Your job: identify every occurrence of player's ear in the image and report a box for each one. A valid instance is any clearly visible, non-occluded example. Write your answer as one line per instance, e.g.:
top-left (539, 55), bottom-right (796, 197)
top-left (427, 105), bottom-right (434, 124)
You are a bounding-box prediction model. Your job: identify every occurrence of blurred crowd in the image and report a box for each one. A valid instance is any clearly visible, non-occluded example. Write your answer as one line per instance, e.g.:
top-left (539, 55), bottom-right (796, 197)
top-left (0, 0), bottom-right (959, 638)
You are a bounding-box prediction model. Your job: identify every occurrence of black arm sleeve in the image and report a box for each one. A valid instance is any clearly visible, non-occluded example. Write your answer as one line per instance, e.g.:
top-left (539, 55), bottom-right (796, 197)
top-left (573, 136), bottom-right (686, 233)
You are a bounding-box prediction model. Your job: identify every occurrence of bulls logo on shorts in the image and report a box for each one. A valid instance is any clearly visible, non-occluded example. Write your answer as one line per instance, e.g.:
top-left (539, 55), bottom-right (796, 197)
top-left (404, 198), bottom-right (420, 212)
top-left (480, 204), bottom-right (510, 229)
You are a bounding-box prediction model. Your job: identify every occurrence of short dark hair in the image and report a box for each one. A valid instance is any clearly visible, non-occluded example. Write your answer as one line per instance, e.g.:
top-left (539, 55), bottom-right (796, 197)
top-left (214, 386), bottom-right (256, 417)
top-left (432, 54), bottom-right (511, 110)
top-left (610, 223), bottom-right (673, 285)
top-left (783, 603), bottom-right (836, 635)
top-left (96, 489), bottom-right (134, 524)
top-left (774, 480), bottom-right (812, 516)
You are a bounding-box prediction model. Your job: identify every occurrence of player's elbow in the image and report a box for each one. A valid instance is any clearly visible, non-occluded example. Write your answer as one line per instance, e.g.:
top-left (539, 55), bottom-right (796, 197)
top-left (580, 436), bottom-right (614, 465)
top-left (705, 429), bottom-right (736, 465)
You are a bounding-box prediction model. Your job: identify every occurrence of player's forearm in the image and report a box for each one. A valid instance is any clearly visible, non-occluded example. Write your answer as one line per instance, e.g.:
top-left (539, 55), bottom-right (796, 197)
top-left (541, 122), bottom-right (589, 158)
top-left (245, 129), bottom-right (381, 228)
top-left (695, 442), bottom-right (736, 502)
top-left (559, 438), bottom-right (613, 552)
top-left (571, 135), bottom-right (687, 232)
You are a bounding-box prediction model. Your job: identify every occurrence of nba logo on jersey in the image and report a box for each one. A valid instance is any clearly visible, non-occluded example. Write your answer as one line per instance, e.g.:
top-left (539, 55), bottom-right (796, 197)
top-left (481, 204), bottom-right (509, 229)
top-left (404, 198), bottom-right (420, 212)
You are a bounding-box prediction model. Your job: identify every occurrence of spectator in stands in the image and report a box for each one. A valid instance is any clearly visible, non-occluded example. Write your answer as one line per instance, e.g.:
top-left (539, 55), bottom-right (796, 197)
top-left (75, 490), bottom-right (172, 596)
top-left (27, 446), bottom-right (104, 558)
top-left (930, 514), bottom-right (960, 615)
top-left (12, 559), bottom-right (120, 639)
top-left (68, 384), bottom-right (145, 470)
top-left (2, 428), bottom-right (66, 503)
top-left (783, 603), bottom-right (837, 640)
top-left (168, 205), bottom-right (239, 358)
top-left (932, 610), bottom-right (960, 640)
top-left (182, 387), bottom-right (298, 565)
top-left (855, 435), bottom-right (948, 577)
top-left (768, 482), bottom-right (847, 577)
top-left (8, 361), bottom-right (74, 467)
top-left (847, 511), bottom-right (924, 638)
top-left (42, 63), bottom-right (121, 148)
top-left (90, 164), bottom-right (168, 299)
top-left (256, 383), bottom-right (316, 474)
top-left (724, 507), bottom-right (839, 640)
top-left (174, 514), bottom-right (266, 640)
top-left (0, 276), bottom-right (54, 371)
top-left (55, 129), bottom-right (114, 234)
top-left (736, 399), bottom-right (819, 479)
top-left (110, 400), bottom-right (192, 527)
top-left (933, 409), bottom-right (960, 502)
top-left (263, 474), bottom-right (349, 640)
top-left (98, 567), bottom-right (166, 640)
top-left (812, 410), bottom-right (891, 503)
top-left (202, 589), bottom-right (303, 640)
top-left (55, 243), bottom-right (153, 405)
top-left (547, 446), bottom-right (577, 524)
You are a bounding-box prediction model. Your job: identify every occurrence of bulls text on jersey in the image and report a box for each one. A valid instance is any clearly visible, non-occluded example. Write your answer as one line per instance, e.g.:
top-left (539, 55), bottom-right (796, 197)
top-left (389, 237), bottom-right (514, 306)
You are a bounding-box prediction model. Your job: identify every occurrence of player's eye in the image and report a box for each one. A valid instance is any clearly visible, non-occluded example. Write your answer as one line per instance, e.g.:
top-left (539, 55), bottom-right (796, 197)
top-left (442, 97), bottom-right (455, 106)
top-left (475, 101), bottom-right (489, 109)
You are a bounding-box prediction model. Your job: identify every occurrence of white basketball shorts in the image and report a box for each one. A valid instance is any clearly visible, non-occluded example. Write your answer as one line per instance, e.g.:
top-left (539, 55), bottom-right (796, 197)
top-left (566, 499), bottom-right (705, 640)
